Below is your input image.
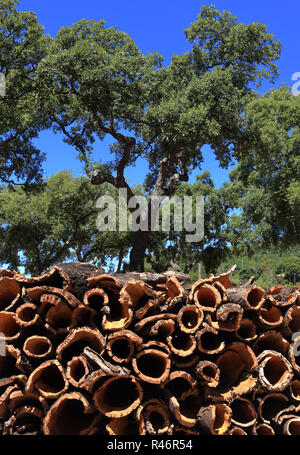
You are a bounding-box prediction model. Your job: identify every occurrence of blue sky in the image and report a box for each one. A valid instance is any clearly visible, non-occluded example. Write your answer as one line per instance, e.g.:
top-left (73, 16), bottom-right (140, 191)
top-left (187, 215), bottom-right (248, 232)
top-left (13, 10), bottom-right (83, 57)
top-left (18, 0), bottom-right (299, 188)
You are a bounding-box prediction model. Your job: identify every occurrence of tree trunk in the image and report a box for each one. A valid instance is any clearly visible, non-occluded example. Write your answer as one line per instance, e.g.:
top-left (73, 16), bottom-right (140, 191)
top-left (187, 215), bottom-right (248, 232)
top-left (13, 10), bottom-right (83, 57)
top-left (129, 230), bottom-right (150, 272)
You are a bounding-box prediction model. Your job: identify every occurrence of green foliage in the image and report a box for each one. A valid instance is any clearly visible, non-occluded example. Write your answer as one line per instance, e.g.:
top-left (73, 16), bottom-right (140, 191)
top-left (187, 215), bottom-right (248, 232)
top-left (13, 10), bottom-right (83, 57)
top-left (0, 171), bottom-right (132, 274)
top-left (219, 247), bottom-right (300, 289)
top-left (0, 0), bottom-right (49, 186)
top-left (229, 85), bottom-right (300, 250)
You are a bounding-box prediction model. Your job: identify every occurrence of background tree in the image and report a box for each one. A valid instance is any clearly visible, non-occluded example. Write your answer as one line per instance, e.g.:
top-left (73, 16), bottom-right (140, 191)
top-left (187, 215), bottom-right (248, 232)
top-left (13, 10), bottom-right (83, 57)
top-left (227, 85), bottom-right (300, 251)
top-left (0, 170), bottom-right (132, 274)
top-left (35, 4), bottom-right (281, 271)
top-left (0, 0), bottom-right (48, 186)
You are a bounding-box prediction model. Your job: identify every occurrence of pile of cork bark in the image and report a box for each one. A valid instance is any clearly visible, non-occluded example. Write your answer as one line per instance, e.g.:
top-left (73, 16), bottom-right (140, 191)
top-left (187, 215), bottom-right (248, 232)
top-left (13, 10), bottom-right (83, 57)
top-left (0, 262), bottom-right (300, 435)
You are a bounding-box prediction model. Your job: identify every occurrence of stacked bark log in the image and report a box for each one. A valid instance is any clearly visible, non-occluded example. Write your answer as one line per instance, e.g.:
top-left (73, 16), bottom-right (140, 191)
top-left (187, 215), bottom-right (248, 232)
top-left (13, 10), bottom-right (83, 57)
top-left (0, 262), bottom-right (299, 435)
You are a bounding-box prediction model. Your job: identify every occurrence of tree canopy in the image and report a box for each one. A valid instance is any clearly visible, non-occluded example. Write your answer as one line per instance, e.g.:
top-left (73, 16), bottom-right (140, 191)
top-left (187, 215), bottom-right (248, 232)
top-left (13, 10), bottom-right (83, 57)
top-left (34, 4), bottom-right (281, 271)
top-left (0, 0), bottom-right (48, 186)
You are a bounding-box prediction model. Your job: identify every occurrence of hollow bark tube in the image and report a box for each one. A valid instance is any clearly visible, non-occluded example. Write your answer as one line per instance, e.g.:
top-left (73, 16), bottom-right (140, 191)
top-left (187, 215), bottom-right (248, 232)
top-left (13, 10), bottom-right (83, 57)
top-left (267, 285), bottom-right (297, 307)
top-left (102, 296), bottom-right (133, 332)
top-left (15, 303), bottom-right (40, 328)
top-left (254, 330), bottom-right (289, 356)
top-left (162, 371), bottom-right (197, 400)
top-left (196, 325), bottom-right (225, 355)
top-left (289, 380), bottom-right (300, 402)
top-left (83, 288), bottom-right (109, 311)
top-left (87, 274), bottom-right (122, 290)
top-left (252, 423), bottom-right (275, 435)
top-left (226, 285), bottom-right (265, 311)
top-left (257, 305), bottom-right (283, 330)
top-left (0, 311), bottom-right (21, 342)
top-left (66, 356), bottom-right (90, 387)
top-left (26, 359), bottom-right (68, 399)
top-left (0, 277), bottom-right (20, 311)
top-left (230, 397), bottom-right (257, 428)
top-left (168, 392), bottom-right (202, 428)
top-left (208, 303), bottom-right (243, 332)
top-left (257, 350), bottom-right (293, 392)
top-left (107, 330), bottom-right (142, 364)
top-left (235, 318), bottom-right (257, 343)
top-left (192, 284), bottom-right (222, 313)
top-left (283, 306), bottom-right (300, 337)
top-left (3, 406), bottom-right (43, 435)
top-left (136, 399), bottom-right (170, 435)
top-left (71, 304), bottom-right (95, 328)
top-left (132, 349), bottom-right (171, 384)
top-left (119, 280), bottom-right (157, 307)
top-left (177, 305), bottom-right (203, 334)
top-left (23, 336), bottom-right (52, 360)
top-left (167, 331), bottom-right (196, 357)
top-left (289, 336), bottom-right (300, 373)
top-left (43, 392), bottom-right (95, 435)
top-left (194, 361), bottom-right (220, 388)
top-left (93, 375), bottom-right (143, 418)
top-left (57, 327), bottom-right (106, 363)
top-left (257, 393), bottom-right (289, 424)
top-left (45, 302), bottom-right (73, 333)
top-left (283, 417), bottom-right (300, 435)
top-left (106, 415), bottom-right (140, 435)
top-left (197, 404), bottom-right (232, 435)
top-left (26, 286), bottom-right (81, 308)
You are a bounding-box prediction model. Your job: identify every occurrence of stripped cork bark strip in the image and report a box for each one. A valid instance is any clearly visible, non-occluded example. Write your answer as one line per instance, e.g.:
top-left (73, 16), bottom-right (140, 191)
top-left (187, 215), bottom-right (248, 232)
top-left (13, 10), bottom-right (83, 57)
top-left (0, 262), bottom-right (299, 434)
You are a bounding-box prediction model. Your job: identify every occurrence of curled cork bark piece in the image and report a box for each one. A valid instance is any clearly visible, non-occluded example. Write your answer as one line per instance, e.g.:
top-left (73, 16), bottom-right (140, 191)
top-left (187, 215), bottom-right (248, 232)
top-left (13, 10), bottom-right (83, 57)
top-left (26, 286), bottom-right (81, 308)
top-left (257, 393), bottom-right (289, 424)
top-left (257, 304), bottom-right (283, 330)
top-left (230, 397), bottom-right (257, 428)
top-left (66, 356), bottom-right (90, 388)
top-left (197, 403), bottom-right (232, 435)
top-left (15, 303), bottom-right (41, 328)
top-left (101, 293), bottom-right (133, 332)
top-left (207, 303), bottom-right (243, 332)
top-left (228, 426), bottom-right (247, 435)
top-left (87, 273), bottom-right (122, 290)
top-left (3, 405), bottom-right (44, 435)
top-left (107, 330), bottom-right (143, 364)
top-left (254, 330), bottom-right (289, 356)
top-left (132, 349), bottom-right (171, 384)
top-left (83, 346), bottom-right (130, 378)
top-left (0, 277), bottom-right (21, 311)
top-left (23, 336), bottom-right (52, 360)
top-left (134, 313), bottom-right (176, 334)
top-left (83, 288), bottom-right (109, 311)
top-left (167, 331), bottom-right (196, 357)
top-left (0, 311), bottom-right (21, 342)
top-left (226, 285), bottom-right (265, 311)
top-left (267, 285), bottom-right (298, 308)
top-left (235, 318), bottom-right (257, 343)
top-left (0, 345), bottom-right (29, 382)
top-left (26, 359), bottom-right (68, 399)
top-left (8, 389), bottom-right (48, 415)
top-left (106, 415), bottom-right (140, 435)
top-left (196, 325), bottom-right (225, 355)
top-left (168, 390), bottom-right (202, 428)
top-left (43, 392), bottom-right (96, 435)
top-left (283, 305), bottom-right (300, 337)
top-left (283, 417), bottom-right (300, 435)
top-left (289, 379), bottom-right (300, 402)
top-left (0, 384), bottom-right (19, 419)
top-left (216, 343), bottom-right (257, 391)
top-left (52, 263), bottom-right (106, 298)
top-left (192, 284), bottom-right (222, 313)
top-left (119, 280), bottom-right (157, 308)
top-left (45, 301), bottom-right (73, 335)
top-left (252, 423), bottom-right (275, 435)
top-left (57, 327), bottom-right (106, 363)
top-left (71, 304), bottom-right (95, 328)
top-left (257, 350), bottom-right (293, 392)
top-left (194, 361), bottom-right (220, 388)
top-left (136, 340), bottom-right (170, 355)
top-left (159, 276), bottom-right (186, 312)
top-left (93, 375), bottom-right (143, 418)
top-left (177, 305), bottom-right (203, 334)
top-left (136, 398), bottom-right (170, 434)
top-left (162, 371), bottom-right (197, 400)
